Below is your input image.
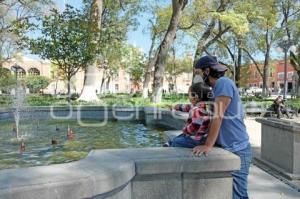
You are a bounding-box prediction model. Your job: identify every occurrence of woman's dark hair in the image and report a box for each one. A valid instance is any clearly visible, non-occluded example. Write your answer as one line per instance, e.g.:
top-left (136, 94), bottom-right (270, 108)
top-left (190, 82), bottom-right (211, 101)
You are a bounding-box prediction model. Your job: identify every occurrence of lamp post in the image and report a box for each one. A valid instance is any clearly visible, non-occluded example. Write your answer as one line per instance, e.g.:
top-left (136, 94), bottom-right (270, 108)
top-left (278, 36), bottom-right (294, 99)
top-left (11, 64), bottom-right (22, 80)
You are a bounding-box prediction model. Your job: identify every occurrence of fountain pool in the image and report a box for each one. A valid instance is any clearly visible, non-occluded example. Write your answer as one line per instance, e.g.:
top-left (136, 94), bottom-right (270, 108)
top-left (0, 119), bottom-right (164, 170)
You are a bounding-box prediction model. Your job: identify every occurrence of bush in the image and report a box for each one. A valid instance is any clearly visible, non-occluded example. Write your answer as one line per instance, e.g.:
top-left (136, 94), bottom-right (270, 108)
top-left (0, 95), bottom-right (12, 106)
top-left (25, 75), bottom-right (50, 93)
top-left (26, 94), bottom-right (59, 106)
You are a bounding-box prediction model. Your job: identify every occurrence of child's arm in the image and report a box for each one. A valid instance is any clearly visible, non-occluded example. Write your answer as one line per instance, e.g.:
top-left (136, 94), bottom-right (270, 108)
top-left (174, 104), bottom-right (191, 112)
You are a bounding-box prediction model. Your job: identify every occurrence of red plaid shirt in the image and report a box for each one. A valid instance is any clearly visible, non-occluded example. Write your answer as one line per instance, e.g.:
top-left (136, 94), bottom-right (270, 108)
top-left (174, 102), bottom-right (211, 141)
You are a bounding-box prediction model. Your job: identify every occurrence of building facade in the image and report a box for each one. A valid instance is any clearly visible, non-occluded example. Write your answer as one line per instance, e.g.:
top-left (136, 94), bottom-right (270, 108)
top-left (2, 56), bottom-right (192, 95)
top-left (243, 60), bottom-right (298, 93)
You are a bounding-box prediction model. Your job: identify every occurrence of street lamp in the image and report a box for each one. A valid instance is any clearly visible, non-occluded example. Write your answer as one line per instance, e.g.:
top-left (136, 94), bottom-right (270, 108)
top-left (278, 36), bottom-right (294, 99)
top-left (11, 64), bottom-right (23, 80)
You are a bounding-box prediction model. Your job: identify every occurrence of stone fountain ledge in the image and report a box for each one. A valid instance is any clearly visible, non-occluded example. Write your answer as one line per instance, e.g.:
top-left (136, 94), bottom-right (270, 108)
top-left (0, 107), bottom-right (240, 199)
top-left (0, 147), bottom-right (240, 199)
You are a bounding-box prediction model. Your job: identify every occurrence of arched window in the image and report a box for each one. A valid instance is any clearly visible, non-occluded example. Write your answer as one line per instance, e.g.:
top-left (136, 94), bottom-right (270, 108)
top-left (11, 65), bottom-right (26, 78)
top-left (28, 68), bottom-right (40, 76)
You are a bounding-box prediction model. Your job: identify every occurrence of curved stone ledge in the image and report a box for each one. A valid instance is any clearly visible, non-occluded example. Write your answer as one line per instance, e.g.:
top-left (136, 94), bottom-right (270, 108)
top-left (0, 147), bottom-right (240, 199)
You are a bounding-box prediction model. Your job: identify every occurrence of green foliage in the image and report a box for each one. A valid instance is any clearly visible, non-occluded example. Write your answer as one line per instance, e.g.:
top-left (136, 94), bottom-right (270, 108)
top-left (124, 45), bottom-right (145, 85)
top-left (0, 95), bottom-right (12, 106)
top-left (25, 75), bottom-right (50, 93)
top-left (0, 67), bottom-right (16, 93)
top-left (213, 11), bottom-right (249, 36)
top-left (165, 56), bottom-right (193, 76)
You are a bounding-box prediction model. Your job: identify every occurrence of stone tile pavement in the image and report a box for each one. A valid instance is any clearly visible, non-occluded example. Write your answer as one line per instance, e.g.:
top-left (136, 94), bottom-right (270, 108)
top-left (245, 117), bottom-right (300, 198)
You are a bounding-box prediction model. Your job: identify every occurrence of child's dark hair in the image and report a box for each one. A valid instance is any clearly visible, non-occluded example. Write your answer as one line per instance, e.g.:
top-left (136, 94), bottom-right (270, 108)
top-left (190, 82), bottom-right (211, 101)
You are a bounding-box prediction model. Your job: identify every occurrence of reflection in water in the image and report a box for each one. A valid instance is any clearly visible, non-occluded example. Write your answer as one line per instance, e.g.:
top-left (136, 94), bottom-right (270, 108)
top-left (0, 120), bottom-right (164, 169)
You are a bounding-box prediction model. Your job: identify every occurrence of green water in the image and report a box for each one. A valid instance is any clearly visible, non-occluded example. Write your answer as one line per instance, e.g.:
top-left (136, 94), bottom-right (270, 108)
top-left (0, 120), bottom-right (165, 170)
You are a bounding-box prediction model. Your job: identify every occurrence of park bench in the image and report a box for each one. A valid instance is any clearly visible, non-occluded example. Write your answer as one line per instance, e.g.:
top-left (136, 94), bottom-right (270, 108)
top-left (244, 103), bottom-right (275, 117)
top-left (244, 103), bottom-right (298, 118)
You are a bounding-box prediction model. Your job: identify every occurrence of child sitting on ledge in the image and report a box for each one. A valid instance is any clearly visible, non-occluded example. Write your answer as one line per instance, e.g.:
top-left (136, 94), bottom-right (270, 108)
top-left (164, 82), bottom-right (212, 148)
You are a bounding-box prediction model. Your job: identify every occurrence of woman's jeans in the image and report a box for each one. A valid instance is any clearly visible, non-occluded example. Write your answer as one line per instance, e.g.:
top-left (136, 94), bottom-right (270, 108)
top-left (232, 143), bottom-right (252, 199)
top-left (169, 134), bottom-right (207, 148)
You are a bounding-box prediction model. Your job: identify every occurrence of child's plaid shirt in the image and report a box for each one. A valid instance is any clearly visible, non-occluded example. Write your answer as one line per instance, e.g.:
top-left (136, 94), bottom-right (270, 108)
top-left (174, 102), bottom-right (211, 141)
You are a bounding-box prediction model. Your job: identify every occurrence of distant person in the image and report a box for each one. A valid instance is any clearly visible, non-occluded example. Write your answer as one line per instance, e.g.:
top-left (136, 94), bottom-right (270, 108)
top-left (67, 125), bottom-right (75, 140)
top-left (12, 125), bottom-right (17, 137)
top-left (273, 96), bottom-right (292, 119)
top-left (164, 82), bottom-right (212, 147)
top-left (51, 138), bottom-right (58, 145)
top-left (20, 139), bottom-right (25, 152)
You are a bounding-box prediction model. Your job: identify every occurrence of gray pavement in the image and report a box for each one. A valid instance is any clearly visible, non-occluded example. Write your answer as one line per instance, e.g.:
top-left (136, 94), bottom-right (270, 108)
top-left (245, 117), bottom-right (300, 198)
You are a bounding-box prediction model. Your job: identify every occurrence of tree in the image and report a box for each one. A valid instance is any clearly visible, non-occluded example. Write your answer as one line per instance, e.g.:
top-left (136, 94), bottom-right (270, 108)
top-left (165, 48), bottom-right (192, 93)
top-left (151, 0), bottom-right (188, 103)
top-left (78, 0), bottom-right (142, 100)
top-left (0, 67), bottom-right (16, 93)
top-left (242, 0), bottom-right (289, 96)
top-left (279, 0), bottom-right (300, 96)
top-left (25, 75), bottom-right (50, 93)
top-left (125, 45), bottom-right (145, 93)
top-left (0, 0), bottom-right (53, 67)
top-left (78, 0), bottom-right (103, 101)
top-left (142, 4), bottom-right (170, 98)
top-left (290, 46), bottom-right (300, 97)
top-left (27, 5), bottom-right (99, 102)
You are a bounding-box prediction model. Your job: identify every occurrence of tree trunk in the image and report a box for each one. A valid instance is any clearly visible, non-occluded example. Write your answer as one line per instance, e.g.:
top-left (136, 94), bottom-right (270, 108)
top-left (100, 76), bottom-right (105, 93)
top-left (142, 56), bottom-right (156, 98)
top-left (297, 71), bottom-right (300, 98)
top-left (151, 0), bottom-right (188, 103)
top-left (78, 0), bottom-right (102, 101)
top-left (67, 74), bottom-right (71, 103)
top-left (77, 63), bottom-right (100, 101)
top-left (106, 76), bottom-right (111, 93)
top-left (235, 43), bottom-right (242, 87)
top-left (142, 32), bottom-right (158, 98)
top-left (262, 30), bottom-right (271, 96)
top-left (54, 78), bottom-right (58, 95)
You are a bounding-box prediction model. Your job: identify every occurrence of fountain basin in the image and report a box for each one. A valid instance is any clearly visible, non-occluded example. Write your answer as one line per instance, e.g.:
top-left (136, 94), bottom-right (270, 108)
top-left (0, 106), bottom-right (241, 199)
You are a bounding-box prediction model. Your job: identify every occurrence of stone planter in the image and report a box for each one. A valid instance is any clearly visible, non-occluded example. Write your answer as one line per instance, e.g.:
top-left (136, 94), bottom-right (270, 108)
top-left (256, 118), bottom-right (300, 180)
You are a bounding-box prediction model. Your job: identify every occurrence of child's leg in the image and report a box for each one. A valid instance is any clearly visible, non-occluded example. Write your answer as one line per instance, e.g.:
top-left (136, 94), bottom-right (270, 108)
top-left (171, 134), bottom-right (201, 148)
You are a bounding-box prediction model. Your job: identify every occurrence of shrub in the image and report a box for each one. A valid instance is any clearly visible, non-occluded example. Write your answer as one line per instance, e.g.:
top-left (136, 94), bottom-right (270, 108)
top-left (25, 75), bottom-right (50, 93)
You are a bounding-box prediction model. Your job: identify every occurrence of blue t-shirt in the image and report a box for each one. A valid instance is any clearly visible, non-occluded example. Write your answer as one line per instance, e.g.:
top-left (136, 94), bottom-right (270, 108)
top-left (213, 77), bottom-right (249, 152)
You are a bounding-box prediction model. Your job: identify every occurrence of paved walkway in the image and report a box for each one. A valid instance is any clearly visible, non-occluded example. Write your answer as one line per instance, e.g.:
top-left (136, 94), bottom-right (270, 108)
top-left (245, 117), bottom-right (300, 198)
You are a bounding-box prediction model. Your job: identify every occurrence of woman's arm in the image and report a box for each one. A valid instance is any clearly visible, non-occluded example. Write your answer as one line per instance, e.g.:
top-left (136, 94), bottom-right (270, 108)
top-left (192, 96), bottom-right (231, 156)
